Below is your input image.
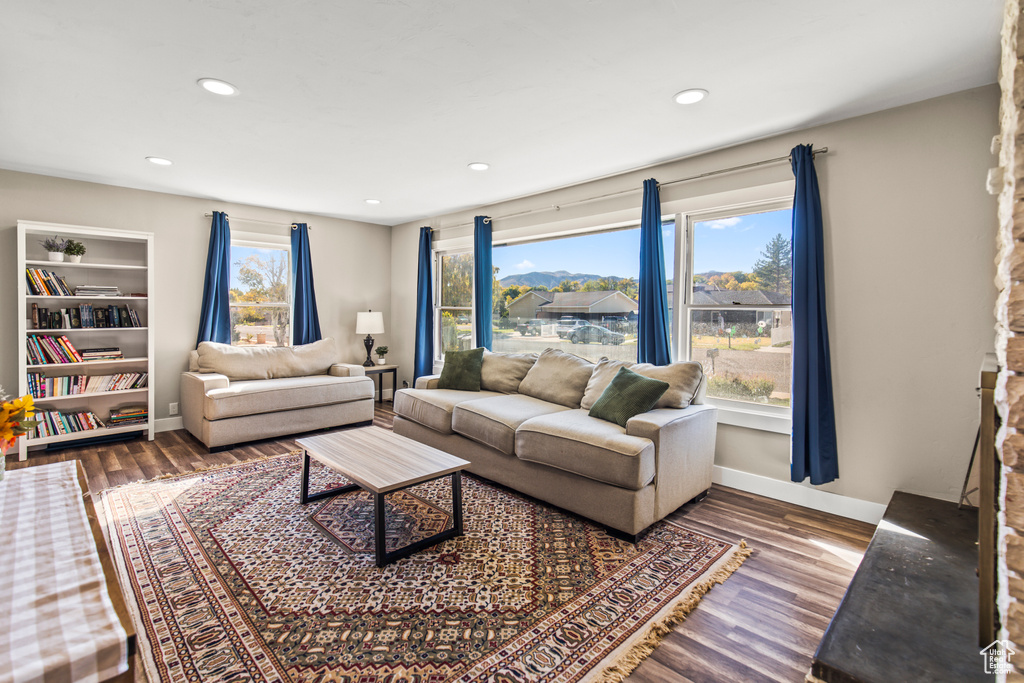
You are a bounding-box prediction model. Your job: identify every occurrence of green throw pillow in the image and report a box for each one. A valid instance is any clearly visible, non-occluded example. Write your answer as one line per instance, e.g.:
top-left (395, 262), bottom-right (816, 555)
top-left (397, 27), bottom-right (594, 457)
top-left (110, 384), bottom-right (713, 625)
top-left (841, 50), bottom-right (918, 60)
top-left (437, 347), bottom-right (485, 391)
top-left (589, 366), bottom-right (670, 427)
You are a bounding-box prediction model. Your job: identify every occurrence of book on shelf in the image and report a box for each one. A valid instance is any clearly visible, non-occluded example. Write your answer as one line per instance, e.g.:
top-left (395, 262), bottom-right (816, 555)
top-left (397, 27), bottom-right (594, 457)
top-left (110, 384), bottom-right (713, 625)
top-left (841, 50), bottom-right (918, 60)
top-left (26, 371), bottom-right (148, 398)
top-left (30, 410), bottom-right (106, 438)
top-left (25, 334), bottom-right (84, 364)
top-left (24, 268), bottom-right (72, 297)
top-left (78, 347), bottom-right (123, 360)
top-left (108, 405), bottom-right (148, 427)
top-left (73, 285), bottom-right (122, 297)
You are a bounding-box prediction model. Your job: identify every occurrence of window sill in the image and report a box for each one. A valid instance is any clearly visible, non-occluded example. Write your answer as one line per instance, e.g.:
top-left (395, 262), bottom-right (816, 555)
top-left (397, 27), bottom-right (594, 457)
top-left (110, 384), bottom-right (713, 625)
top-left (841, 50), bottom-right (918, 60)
top-left (708, 399), bottom-right (792, 434)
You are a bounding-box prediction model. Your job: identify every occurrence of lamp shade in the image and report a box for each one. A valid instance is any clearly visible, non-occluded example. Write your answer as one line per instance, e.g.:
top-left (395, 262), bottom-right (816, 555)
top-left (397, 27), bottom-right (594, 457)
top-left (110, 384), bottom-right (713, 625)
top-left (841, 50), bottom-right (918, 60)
top-left (356, 311), bottom-right (385, 335)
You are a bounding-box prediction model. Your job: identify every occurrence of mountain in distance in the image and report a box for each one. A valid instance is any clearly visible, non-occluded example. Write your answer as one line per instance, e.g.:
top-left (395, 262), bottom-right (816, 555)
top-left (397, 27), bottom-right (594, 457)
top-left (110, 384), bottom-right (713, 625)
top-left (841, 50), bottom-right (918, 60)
top-left (499, 270), bottom-right (605, 289)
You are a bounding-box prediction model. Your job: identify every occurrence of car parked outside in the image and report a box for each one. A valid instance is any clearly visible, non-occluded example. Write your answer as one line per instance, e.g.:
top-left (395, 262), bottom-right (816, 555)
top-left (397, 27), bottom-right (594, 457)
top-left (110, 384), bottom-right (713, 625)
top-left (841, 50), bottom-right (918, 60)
top-left (556, 318), bottom-right (587, 338)
top-left (569, 324), bottom-right (625, 345)
top-left (517, 319), bottom-right (546, 336)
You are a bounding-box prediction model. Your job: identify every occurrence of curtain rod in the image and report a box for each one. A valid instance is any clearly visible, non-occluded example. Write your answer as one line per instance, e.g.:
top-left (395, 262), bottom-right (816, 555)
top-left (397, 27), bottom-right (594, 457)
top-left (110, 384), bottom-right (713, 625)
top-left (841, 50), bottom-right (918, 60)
top-left (203, 212), bottom-right (311, 229)
top-left (445, 146), bottom-right (828, 229)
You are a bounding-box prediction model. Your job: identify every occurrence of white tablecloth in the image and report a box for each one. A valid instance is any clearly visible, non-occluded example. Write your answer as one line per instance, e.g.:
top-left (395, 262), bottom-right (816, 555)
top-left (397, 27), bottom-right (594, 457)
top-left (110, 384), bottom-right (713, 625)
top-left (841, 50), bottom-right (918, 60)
top-left (0, 461), bottom-right (128, 683)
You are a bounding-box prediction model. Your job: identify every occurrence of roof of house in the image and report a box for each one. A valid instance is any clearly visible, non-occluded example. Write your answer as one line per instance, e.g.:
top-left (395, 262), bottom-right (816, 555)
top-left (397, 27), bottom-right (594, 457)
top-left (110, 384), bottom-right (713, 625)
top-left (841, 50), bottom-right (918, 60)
top-left (540, 290), bottom-right (639, 312)
top-left (691, 290), bottom-right (791, 306)
top-left (506, 290), bottom-right (555, 307)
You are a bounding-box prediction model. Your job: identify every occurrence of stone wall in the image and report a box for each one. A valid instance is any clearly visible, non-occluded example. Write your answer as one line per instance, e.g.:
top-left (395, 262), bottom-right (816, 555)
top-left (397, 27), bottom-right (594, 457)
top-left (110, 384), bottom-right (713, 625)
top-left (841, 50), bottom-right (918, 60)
top-left (996, 0), bottom-right (1024, 673)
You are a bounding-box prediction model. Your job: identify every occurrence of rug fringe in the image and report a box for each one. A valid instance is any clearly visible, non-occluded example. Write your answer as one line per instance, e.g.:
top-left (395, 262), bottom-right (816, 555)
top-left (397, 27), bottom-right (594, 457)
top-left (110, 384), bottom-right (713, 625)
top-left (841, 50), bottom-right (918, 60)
top-left (594, 540), bottom-right (753, 683)
top-left (98, 450), bottom-right (303, 493)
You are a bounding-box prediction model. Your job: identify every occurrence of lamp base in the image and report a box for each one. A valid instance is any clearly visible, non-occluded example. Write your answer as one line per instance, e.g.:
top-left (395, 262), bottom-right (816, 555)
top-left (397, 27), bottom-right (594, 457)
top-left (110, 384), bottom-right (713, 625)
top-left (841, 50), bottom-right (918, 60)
top-left (363, 334), bottom-right (375, 367)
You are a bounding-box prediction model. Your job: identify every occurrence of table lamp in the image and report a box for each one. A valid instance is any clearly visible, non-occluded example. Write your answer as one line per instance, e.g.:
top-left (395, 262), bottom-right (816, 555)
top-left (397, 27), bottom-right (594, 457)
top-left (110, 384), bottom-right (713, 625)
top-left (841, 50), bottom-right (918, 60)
top-left (356, 310), bottom-right (385, 367)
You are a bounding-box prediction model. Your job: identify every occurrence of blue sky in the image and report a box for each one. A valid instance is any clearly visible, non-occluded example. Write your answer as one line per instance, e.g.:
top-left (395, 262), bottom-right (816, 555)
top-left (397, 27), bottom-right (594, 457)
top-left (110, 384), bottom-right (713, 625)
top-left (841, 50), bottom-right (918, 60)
top-left (230, 245), bottom-right (288, 290)
top-left (493, 208), bottom-right (792, 279)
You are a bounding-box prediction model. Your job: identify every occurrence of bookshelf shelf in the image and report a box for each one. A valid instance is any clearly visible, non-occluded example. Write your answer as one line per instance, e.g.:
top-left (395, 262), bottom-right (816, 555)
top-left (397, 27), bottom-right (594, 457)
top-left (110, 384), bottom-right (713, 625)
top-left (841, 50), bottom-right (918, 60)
top-left (17, 220), bottom-right (155, 460)
top-left (26, 328), bottom-right (149, 334)
top-left (26, 357), bottom-right (149, 370)
top-left (26, 424), bottom-right (148, 447)
top-left (33, 388), bottom-right (148, 403)
top-left (25, 260), bottom-right (148, 271)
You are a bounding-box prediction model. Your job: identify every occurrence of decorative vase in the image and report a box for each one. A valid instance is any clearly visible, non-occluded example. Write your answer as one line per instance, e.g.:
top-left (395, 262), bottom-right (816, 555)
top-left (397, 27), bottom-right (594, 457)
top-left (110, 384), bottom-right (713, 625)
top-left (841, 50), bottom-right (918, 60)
top-left (69, 255), bottom-right (82, 263)
top-left (377, 357), bottom-right (386, 365)
top-left (48, 251), bottom-right (64, 262)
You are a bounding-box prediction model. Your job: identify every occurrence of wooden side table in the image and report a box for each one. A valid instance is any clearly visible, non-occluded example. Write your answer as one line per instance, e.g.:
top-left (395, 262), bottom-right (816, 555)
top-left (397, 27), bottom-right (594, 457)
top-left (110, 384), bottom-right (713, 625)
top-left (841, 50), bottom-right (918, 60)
top-left (364, 364), bottom-right (398, 403)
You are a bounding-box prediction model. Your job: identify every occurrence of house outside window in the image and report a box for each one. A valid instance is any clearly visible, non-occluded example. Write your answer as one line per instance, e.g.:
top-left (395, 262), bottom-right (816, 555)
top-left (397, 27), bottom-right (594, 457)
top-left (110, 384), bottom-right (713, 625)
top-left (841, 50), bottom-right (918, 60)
top-left (681, 200), bottom-right (793, 411)
top-left (229, 232), bottom-right (291, 347)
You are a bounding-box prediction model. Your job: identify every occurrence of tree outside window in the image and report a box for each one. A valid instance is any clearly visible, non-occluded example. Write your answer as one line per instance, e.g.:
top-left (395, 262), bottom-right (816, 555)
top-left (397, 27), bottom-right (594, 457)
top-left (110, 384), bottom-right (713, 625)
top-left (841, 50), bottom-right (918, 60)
top-left (229, 244), bottom-right (291, 347)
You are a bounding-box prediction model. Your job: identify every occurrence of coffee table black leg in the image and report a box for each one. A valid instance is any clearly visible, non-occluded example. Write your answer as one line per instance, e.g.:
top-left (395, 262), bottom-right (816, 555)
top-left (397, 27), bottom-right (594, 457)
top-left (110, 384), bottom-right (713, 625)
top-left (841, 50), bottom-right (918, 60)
top-left (452, 472), bottom-right (463, 535)
top-left (300, 451), bottom-right (359, 504)
top-left (373, 471), bottom-right (466, 567)
top-left (374, 491), bottom-right (387, 566)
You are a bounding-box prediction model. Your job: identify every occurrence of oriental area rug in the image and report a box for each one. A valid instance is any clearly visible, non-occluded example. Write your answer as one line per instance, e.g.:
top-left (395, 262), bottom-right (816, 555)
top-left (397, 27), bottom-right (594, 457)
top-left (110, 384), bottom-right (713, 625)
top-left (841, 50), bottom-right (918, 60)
top-left (99, 452), bottom-right (750, 683)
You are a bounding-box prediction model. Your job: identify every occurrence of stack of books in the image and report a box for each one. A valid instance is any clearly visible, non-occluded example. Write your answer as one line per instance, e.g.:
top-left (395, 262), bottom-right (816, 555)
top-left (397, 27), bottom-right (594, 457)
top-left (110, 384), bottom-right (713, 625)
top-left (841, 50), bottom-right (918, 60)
top-left (26, 335), bottom-right (83, 364)
top-left (31, 410), bottom-right (105, 438)
top-left (26, 371), bottom-right (148, 398)
top-left (73, 285), bottom-right (122, 297)
top-left (108, 405), bottom-right (148, 427)
top-left (25, 268), bottom-right (72, 296)
top-left (79, 347), bottom-right (123, 361)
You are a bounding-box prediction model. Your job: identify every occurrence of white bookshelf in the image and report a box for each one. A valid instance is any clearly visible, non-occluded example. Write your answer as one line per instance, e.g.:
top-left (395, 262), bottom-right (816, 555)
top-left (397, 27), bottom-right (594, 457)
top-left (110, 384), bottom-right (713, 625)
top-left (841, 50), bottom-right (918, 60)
top-left (15, 221), bottom-right (155, 460)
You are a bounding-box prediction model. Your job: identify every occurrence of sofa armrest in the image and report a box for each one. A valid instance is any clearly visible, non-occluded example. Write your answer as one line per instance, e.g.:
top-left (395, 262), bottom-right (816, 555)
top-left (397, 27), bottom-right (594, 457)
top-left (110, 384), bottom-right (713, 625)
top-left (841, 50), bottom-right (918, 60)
top-left (180, 372), bottom-right (230, 437)
top-left (329, 363), bottom-right (366, 377)
top-left (626, 404), bottom-right (718, 518)
top-left (415, 374), bottom-right (441, 389)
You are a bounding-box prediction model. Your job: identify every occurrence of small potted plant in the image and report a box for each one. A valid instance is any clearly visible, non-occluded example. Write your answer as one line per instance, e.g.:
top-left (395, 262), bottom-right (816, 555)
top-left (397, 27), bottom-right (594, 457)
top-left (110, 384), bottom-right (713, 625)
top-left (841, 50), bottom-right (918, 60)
top-left (64, 239), bottom-right (86, 263)
top-left (375, 345), bottom-right (389, 364)
top-left (39, 235), bottom-right (69, 262)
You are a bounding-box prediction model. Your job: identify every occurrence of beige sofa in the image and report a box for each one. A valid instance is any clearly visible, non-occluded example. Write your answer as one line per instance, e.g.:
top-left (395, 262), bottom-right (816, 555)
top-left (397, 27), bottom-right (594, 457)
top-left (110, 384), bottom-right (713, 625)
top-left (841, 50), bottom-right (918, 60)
top-left (181, 338), bottom-right (375, 450)
top-left (393, 348), bottom-right (718, 541)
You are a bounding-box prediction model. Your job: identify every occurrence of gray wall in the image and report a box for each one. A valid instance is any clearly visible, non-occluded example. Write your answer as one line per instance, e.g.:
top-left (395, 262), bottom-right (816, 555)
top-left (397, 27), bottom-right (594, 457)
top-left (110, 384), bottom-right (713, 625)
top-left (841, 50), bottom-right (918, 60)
top-left (0, 171), bottom-right (392, 424)
top-left (390, 86), bottom-right (999, 506)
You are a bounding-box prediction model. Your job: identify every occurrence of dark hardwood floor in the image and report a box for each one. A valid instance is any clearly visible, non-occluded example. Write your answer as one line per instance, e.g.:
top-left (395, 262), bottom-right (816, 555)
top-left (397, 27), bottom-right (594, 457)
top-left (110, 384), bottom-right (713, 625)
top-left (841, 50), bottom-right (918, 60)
top-left (5, 403), bottom-right (873, 682)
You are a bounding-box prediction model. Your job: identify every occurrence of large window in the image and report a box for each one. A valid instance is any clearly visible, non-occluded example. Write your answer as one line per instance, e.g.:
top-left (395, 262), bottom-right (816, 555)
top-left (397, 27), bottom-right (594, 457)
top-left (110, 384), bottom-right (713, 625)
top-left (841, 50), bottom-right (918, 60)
top-left (683, 201), bottom-right (793, 408)
top-left (490, 225), bottom-right (674, 363)
top-left (432, 197), bottom-right (793, 417)
top-left (229, 233), bottom-right (291, 347)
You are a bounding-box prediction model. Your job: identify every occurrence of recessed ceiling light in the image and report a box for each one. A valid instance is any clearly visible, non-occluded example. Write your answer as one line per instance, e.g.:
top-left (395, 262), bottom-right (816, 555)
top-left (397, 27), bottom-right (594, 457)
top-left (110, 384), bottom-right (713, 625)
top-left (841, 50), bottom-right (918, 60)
top-left (146, 156), bottom-right (173, 166)
top-left (365, 199), bottom-right (381, 205)
top-left (468, 162), bottom-right (490, 171)
top-left (673, 89), bottom-right (708, 104)
top-left (197, 78), bottom-right (239, 96)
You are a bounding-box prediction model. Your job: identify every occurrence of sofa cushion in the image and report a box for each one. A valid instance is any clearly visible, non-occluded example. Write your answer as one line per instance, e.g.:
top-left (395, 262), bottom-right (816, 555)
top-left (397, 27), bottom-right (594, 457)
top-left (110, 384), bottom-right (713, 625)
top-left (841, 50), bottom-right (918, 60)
top-left (203, 375), bottom-right (373, 421)
top-left (515, 409), bottom-right (656, 490)
top-left (392, 388), bottom-right (502, 434)
top-left (437, 347), bottom-right (485, 391)
top-left (197, 337), bottom-right (339, 380)
top-left (480, 351), bottom-right (538, 394)
top-left (517, 348), bottom-right (595, 408)
top-left (452, 394), bottom-right (569, 455)
top-left (581, 358), bottom-right (704, 410)
top-left (588, 367), bottom-right (670, 428)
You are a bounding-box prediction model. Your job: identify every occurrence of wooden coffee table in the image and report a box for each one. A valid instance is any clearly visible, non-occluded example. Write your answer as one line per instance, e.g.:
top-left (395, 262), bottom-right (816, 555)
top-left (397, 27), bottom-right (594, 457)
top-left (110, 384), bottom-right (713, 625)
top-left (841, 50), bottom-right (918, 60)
top-left (296, 427), bottom-right (470, 567)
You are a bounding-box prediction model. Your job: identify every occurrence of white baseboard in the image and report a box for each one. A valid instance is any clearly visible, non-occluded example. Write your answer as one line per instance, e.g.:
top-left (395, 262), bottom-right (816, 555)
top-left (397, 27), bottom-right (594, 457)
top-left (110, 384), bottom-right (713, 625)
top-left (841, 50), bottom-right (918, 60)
top-left (156, 417), bottom-right (183, 433)
top-left (713, 465), bottom-right (887, 525)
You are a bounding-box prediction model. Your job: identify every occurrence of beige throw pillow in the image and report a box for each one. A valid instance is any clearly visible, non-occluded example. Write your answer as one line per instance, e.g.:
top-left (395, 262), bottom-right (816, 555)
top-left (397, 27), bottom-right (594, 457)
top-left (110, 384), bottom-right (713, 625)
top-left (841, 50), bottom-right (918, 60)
top-left (581, 358), bottom-right (704, 410)
top-left (517, 348), bottom-right (595, 408)
top-left (480, 350), bottom-right (538, 394)
top-left (197, 337), bottom-right (339, 380)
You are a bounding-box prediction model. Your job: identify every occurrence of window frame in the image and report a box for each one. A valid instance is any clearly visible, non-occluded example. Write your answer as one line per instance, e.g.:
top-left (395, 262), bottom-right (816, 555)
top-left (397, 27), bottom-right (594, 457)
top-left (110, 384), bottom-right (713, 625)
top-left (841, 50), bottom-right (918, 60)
top-left (434, 249), bottom-right (474, 362)
top-left (229, 231), bottom-right (293, 347)
top-left (677, 198), bottom-right (794, 433)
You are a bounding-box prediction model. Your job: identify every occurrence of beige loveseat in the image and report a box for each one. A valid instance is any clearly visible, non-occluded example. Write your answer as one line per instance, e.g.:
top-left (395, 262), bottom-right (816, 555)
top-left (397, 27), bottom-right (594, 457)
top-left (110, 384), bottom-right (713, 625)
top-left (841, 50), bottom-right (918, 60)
top-left (393, 348), bottom-right (718, 541)
top-left (181, 338), bottom-right (375, 450)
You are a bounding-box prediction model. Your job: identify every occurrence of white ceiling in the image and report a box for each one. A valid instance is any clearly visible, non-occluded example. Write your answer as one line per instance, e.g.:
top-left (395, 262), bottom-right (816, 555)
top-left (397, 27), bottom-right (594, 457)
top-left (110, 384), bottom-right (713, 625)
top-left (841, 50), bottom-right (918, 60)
top-left (0, 1), bottom-right (1003, 226)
